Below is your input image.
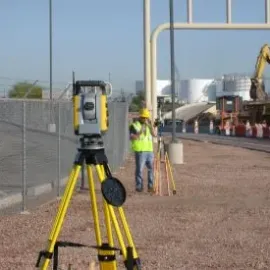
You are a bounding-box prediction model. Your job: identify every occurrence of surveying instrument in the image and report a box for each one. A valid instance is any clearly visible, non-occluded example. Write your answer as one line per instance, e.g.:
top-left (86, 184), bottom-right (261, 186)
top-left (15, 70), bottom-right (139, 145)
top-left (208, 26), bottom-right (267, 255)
top-left (36, 73), bottom-right (141, 270)
top-left (153, 97), bottom-right (176, 196)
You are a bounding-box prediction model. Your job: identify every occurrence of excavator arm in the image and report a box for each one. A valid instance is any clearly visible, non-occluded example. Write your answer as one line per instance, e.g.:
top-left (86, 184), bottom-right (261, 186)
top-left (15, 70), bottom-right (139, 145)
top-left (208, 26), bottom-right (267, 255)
top-left (250, 44), bottom-right (270, 101)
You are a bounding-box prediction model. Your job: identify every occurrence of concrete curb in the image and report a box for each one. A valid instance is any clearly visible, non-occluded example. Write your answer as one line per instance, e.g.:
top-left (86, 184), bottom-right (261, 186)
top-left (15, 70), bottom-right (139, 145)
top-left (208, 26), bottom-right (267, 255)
top-left (0, 176), bottom-right (69, 210)
top-left (0, 193), bottom-right (23, 210)
top-left (178, 136), bottom-right (270, 154)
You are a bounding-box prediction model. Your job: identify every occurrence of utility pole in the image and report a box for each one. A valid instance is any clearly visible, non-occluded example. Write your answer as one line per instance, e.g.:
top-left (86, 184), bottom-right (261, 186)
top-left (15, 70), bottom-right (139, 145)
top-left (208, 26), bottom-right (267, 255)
top-left (49, 0), bottom-right (53, 100)
top-left (167, 0), bottom-right (184, 165)
top-left (169, 0), bottom-right (176, 142)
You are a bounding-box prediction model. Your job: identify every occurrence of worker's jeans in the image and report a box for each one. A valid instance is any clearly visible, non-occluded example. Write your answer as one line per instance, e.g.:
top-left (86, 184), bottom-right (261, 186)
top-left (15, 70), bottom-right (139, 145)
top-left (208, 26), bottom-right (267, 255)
top-left (135, 151), bottom-right (154, 190)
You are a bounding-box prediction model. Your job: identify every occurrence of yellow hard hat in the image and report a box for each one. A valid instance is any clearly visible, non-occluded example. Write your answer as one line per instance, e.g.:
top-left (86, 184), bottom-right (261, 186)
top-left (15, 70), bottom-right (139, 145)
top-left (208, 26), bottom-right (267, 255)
top-left (139, 108), bottom-right (150, 118)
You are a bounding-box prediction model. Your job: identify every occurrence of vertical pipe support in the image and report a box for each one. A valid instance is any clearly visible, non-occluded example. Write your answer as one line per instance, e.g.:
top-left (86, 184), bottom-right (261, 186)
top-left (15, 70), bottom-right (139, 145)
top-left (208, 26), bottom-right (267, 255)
top-left (143, 0), bottom-right (151, 109)
top-left (226, 0), bottom-right (232, 24)
top-left (266, 0), bottom-right (270, 23)
top-left (187, 0), bottom-right (193, 23)
top-left (169, 0), bottom-right (177, 142)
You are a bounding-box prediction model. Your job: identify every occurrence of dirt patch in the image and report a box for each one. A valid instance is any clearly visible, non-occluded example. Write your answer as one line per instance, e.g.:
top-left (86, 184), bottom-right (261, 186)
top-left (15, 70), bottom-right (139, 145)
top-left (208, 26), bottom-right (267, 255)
top-left (0, 140), bottom-right (270, 269)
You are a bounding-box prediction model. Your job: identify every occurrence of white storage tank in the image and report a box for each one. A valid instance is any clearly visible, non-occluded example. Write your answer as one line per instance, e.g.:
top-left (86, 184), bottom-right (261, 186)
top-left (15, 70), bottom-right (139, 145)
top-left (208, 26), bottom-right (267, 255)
top-left (156, 80), bottom-right (171, 96)
top-left (186, 79), bottom-right (214, 103)
top-left (223, 74), bottom-right (235, 92)
top-left (179, 79), bottom-right (188, 102)
top-left (207, 81), bottom-right (216, 102)
top-left (215, 78), bottom-right (224, 96)
top-left (234, 90), bottom-right (250, 101)
top-left (234, 75), bottom-right (251, 92)
top-left (222, 73), bottom-right (251, 101)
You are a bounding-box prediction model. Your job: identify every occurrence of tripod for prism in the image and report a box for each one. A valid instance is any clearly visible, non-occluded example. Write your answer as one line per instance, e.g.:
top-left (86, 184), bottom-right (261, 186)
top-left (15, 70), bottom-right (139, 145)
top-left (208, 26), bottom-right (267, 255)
top-left (35, 134), bottom-right (141, 270)
top-left (153, 107), bottom-right (176, 196)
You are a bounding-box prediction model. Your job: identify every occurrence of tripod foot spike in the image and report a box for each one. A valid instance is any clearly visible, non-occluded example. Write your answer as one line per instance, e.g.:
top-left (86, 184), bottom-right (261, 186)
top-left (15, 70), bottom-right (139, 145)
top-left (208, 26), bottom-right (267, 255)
top-left (124, 247), bottom-right (142, 270)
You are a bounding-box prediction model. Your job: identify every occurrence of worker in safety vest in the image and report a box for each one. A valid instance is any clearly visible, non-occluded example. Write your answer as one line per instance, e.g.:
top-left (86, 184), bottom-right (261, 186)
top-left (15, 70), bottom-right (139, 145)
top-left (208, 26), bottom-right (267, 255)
top-left (129, 108), bottom-right (157, 192)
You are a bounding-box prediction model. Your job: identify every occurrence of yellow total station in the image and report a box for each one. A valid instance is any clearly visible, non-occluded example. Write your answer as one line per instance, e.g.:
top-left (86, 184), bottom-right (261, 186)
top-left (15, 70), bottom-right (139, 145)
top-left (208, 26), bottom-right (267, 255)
top-left (72, 72), bottom-right (111, 136)
top-left (35, 74), bottom-right (141, 270)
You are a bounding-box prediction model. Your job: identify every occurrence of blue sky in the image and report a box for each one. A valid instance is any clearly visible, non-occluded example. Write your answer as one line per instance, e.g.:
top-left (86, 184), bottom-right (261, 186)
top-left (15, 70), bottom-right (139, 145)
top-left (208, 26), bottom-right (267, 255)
top-left (0, 0), bottom-right (270, 94)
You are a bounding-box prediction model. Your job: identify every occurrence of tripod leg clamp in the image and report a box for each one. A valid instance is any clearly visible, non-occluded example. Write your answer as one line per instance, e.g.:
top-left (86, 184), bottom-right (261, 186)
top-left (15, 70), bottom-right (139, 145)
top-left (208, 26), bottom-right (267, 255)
top-left (98, 254), bottom-right (116, 262)
top-left (35, 250), bottom-right (53, 267)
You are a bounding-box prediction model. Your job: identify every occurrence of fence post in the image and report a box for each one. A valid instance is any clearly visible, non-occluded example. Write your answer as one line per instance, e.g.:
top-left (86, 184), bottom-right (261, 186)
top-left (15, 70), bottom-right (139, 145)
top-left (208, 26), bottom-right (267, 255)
top-left (112, 103), bottom-right (117, 171)
top-left (20, 80), bottom-right (39, 213)
top-left (57, 101), bottom-right (61, 197)
top-left (125, 103), bottom-right (130, 159)
top-left (21, 100), bottom-right (27, 213)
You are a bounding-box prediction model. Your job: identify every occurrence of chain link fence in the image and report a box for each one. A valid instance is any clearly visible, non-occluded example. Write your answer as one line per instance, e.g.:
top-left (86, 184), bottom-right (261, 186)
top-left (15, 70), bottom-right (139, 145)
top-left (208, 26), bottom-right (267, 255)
top-left (0, 98), bottom-right (130, 213)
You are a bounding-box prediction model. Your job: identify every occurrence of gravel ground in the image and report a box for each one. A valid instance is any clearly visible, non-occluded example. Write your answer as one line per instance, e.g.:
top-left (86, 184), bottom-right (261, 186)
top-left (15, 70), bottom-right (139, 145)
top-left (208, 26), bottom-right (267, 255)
top-left (1, 139), bottom-right (270, 270)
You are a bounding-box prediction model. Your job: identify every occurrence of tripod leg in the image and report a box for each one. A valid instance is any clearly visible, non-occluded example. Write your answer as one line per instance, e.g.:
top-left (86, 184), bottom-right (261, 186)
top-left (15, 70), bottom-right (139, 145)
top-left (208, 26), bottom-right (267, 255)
top-left (159, 154), bottom-right (162, 196)
top-left (153, 157), bottom-right (157, 192)
top-left (96, 164), bottom-right (141, 269)
top-left (96, 166), bottom-right (127, 254)
top-left (165, 152), bottom-right (176, 195)
top-left (100, 166), bottom-right (115, 248)
top-left (88, 164), bottom-right (117, 270)
top-left (118, 207), bottom-right (139, 258)
top-left (157, 153), bottom-right (161, 195)
top-left (49, 168), bottom-right (76, 240)
top-left (164, 155), bottom-right (171, 196)
top-left (154, 152), bottom-right (160, 195)
top-left (37, 165), bottom-right (81, 270)
top-left (101, 165), bottom-right (117, 269)
top-left (86, 165), bottom-right (102, 246)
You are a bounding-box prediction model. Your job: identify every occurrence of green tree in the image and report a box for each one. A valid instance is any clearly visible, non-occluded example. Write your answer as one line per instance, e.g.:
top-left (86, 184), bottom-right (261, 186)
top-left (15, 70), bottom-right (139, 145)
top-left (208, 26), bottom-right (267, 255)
top-left (8, 82), bottom-right (43, 99)
top-left (129, 90), bottom-right (145, 112)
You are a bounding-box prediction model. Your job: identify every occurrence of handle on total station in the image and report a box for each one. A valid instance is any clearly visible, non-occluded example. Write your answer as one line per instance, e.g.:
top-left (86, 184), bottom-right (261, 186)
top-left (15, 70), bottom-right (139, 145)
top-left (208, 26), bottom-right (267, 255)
top-left (76, 80), bottom-right (106, 88)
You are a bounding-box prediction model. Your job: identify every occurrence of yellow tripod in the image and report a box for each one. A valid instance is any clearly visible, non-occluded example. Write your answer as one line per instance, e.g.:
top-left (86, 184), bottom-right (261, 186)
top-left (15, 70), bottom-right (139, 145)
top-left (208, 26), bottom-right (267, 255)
top-left (35, 135), bottom-right (141, 270)
top-left (153, 133), bottom-right (176, 196)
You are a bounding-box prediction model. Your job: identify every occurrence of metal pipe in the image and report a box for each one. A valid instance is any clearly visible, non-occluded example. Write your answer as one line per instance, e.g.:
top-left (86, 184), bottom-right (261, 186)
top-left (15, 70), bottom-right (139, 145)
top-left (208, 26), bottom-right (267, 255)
top-left (150, 22), bottom-right (270, 123)
top-left (226, 0), bottom-right (232, 23)
top-left (57, 101), bottom-right (61, 197)
top-left (169, 0), bottom-right (177, 142)
top-left (143, 0), bottom-right (151, 109)
top-left (187, 0), bottom-right (193, 23)
top-left (49, 0), bottom-right (53, 100)
top-left (266, 0), bottom-right (270, 23)
top-left (22, 101), bottom-right (26, 212)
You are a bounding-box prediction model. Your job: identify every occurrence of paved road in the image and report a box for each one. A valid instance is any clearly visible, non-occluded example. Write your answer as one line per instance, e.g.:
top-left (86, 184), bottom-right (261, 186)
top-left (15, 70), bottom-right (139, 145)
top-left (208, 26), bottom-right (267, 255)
top-left (164, 132), bottom-right (270, 153)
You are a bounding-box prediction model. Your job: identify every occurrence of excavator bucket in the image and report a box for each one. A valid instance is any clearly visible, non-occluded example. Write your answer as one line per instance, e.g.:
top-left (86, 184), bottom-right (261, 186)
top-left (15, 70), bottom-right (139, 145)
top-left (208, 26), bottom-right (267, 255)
top-left (249, 79), bottom-right (268, 101)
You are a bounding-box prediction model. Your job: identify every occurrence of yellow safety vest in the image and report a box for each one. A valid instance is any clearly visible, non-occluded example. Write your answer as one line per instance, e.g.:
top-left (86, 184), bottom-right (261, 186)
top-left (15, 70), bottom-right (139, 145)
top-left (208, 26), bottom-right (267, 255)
top-left (130, 121), bottom-right (153, 152)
